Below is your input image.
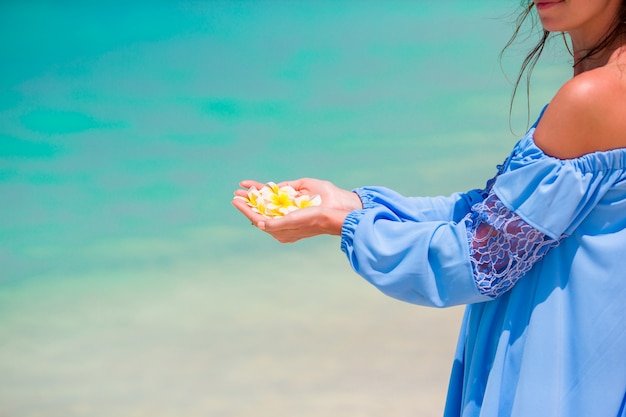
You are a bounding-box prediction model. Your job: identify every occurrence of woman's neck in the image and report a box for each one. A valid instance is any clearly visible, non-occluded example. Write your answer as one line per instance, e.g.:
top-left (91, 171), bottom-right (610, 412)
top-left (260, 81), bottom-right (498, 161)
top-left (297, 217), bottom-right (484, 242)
top-left (571, 33), bottom-right (626, 76)
top-left (573, 50), bottom-right (611, 75)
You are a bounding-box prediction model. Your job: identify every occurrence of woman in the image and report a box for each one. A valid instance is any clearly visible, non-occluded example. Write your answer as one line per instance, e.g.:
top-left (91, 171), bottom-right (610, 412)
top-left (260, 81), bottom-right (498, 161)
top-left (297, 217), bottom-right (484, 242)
top-left (233, 1), bottom-right (626, 415)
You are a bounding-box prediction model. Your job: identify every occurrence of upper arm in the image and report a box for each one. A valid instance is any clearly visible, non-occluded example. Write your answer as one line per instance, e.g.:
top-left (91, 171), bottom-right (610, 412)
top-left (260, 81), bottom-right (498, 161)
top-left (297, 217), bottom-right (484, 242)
top-left (534, 68), bottom-right (626, 159)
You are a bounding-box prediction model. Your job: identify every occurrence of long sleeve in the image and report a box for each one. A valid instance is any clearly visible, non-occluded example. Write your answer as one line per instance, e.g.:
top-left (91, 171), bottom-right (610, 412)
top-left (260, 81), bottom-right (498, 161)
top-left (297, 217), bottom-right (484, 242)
top-left (341, 130), bottom-right (626, 309)
top-left (341, 200), bottom-right (492, 308)
top-left (338, 176), bottom-right (497, 307)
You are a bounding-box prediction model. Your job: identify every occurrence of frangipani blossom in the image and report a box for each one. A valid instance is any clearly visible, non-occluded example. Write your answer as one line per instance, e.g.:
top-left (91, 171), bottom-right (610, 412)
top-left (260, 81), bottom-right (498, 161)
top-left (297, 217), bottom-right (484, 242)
top-left (238, 182), bottom-right (322, 218)
top-left (295, 194), bottom-right (322, 209)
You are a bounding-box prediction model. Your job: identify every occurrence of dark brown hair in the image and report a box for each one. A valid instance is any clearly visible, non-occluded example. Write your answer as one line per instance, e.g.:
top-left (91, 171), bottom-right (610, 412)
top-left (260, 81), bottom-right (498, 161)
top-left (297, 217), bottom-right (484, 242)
top-left (502, 1), bottom-right (626, 115)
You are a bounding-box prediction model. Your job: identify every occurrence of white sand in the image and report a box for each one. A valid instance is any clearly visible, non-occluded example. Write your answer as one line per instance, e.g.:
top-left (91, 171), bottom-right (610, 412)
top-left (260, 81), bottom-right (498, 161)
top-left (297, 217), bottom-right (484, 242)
top-left (0, 240), bottom-right (464, 417)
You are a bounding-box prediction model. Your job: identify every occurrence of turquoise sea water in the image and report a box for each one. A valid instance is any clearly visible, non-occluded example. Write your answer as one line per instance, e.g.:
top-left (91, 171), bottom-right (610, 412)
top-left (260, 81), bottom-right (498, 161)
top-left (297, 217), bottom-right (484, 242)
top-left (1, 2), bottom-right (569, 416)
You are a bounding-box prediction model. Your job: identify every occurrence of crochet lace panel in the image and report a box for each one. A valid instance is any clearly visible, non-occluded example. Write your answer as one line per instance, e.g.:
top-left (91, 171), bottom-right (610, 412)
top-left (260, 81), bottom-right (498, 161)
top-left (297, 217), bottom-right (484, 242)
top-left (464, 191), bottom-right (562, 298)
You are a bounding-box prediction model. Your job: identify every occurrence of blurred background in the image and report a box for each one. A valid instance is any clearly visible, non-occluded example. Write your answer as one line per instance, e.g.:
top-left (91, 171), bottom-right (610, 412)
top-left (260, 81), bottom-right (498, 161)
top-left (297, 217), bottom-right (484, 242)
top-left (0, 1), bottom-right (568, 416)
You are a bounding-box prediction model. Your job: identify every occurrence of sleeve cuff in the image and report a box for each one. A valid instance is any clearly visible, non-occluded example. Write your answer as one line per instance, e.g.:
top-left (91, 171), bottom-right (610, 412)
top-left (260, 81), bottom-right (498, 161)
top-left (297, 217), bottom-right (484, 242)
top-left (340, 208), bottom-right (365, 256)
top-left (353, 188), bottom-right (380, 210)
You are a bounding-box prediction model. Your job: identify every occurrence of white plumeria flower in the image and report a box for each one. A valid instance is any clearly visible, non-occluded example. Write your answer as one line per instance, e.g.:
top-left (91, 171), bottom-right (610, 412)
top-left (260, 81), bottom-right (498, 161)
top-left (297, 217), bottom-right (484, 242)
top-left (294, 194), bottom-right (322, 209)
top-left (240, 182), bottom-right (322, 218)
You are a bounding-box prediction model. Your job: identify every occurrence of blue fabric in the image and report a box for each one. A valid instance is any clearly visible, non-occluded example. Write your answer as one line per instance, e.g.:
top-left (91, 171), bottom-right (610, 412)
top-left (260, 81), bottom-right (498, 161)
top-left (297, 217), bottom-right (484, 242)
top-left (340, 116), bottom-right (626, 416)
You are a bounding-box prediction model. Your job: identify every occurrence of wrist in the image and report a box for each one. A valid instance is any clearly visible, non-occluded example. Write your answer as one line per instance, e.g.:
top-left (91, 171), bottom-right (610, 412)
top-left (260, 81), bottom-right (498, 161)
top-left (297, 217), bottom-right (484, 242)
top-left (340, 190), bottom-right (363, 211)
top-left (323, 208), bottom-right (351, 236)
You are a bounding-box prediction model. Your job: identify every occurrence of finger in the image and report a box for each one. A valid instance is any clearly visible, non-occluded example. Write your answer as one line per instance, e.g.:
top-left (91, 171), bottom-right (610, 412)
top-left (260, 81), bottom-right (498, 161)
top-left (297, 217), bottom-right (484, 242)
top-left (276, 179), bottom-right (294, 187)
top-left (239, 180), bottom-right (266, 189)
top-left (260, 211), bottom-right (303, 233)
top-left (231, 198), bottom-right (265, 225)
top-left (276, 178), bottom-right (305, 190)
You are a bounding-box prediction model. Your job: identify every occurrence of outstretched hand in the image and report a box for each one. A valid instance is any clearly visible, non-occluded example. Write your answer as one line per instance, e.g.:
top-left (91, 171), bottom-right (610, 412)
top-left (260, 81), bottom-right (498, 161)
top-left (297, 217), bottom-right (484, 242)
top-left (232, 178), bottom-right (362, 243)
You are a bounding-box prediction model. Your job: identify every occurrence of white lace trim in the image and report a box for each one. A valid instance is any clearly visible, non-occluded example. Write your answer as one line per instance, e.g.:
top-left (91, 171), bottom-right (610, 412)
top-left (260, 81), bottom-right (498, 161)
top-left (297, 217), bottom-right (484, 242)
top-left (464, 192), bottom-right (562, 298)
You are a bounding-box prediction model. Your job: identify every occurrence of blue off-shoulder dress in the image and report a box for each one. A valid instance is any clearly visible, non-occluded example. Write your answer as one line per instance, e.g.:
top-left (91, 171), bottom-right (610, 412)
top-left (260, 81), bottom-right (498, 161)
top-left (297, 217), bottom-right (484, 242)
top-left (340, 111), bottom-right (626, 417)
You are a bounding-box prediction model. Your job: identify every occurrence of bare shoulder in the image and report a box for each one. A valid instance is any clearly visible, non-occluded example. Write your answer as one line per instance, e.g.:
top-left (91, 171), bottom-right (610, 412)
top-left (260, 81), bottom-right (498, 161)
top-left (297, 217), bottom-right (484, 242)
top-left (534, 65), bottom-right (626, 159)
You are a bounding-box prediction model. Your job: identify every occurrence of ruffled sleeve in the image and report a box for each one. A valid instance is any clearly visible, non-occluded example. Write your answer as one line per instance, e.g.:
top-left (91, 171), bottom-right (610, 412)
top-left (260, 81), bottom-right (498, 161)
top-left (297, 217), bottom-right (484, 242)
top-left (341, 129), bottom-right (626, 307)
top-left (493, 133), bottom-right (626, 238)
